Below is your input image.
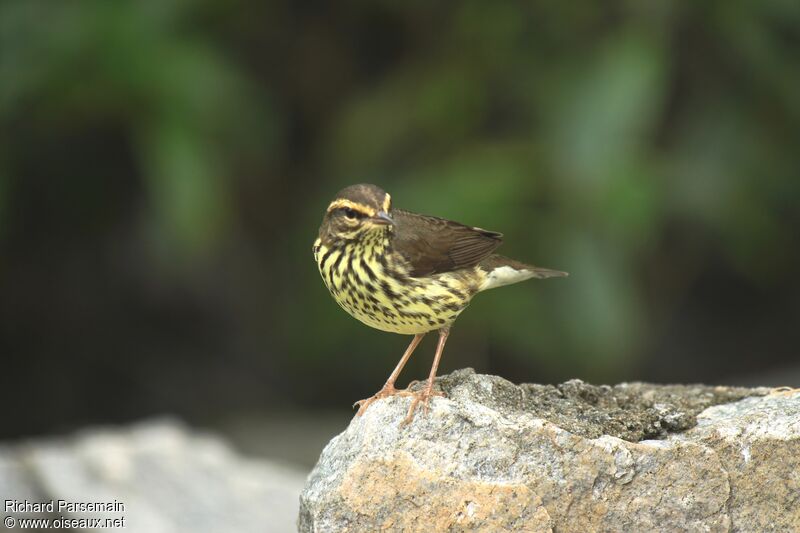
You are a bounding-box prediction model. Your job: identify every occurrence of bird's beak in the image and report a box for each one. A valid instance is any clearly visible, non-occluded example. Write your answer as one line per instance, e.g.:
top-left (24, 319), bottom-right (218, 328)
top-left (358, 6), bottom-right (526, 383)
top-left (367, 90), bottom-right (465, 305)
top-left (371, 211), bottom-right (395, 226)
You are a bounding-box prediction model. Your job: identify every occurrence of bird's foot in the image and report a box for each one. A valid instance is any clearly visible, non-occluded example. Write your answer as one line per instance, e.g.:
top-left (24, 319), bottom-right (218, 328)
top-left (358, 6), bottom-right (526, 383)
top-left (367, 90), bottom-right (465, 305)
top-left (401, 384), bottom-right (445, 426)
top-left (353, 384), bottom-right (412, 416)
top-left (769, 386), bottom-right (800, 398)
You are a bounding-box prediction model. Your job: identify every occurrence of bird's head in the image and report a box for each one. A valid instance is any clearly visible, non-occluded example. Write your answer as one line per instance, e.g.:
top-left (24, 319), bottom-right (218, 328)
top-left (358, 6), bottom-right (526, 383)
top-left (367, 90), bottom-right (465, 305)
top-left (319, 183), bottom-right (395, 243)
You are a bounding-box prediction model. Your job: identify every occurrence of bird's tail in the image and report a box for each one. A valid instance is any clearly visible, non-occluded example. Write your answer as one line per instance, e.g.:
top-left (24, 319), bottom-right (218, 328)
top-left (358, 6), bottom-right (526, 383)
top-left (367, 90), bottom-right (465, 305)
top-left (479, 254), bottom-right (568, 290)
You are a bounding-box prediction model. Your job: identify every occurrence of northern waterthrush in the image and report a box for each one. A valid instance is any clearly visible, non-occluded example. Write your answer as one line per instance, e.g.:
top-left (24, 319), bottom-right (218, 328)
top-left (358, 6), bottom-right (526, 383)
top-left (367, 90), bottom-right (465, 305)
top-left (313, 184), bottom-right (567, 423)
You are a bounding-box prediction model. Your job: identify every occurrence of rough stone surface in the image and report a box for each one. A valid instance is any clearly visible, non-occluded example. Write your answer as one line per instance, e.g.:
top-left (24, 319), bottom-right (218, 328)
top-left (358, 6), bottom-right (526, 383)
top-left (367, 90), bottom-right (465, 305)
top-left (0, 420), bottom-right (307, 533)
top-left (299, 368), bottom-right (800, 533)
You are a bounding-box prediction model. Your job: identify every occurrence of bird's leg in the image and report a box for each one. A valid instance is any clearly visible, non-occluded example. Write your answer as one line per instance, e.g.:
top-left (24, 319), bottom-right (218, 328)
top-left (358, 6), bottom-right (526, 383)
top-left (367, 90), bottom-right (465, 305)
top-left (403, 328), bottom-right (449, 425)
top-left (354, 333), bottom-right (425, 416)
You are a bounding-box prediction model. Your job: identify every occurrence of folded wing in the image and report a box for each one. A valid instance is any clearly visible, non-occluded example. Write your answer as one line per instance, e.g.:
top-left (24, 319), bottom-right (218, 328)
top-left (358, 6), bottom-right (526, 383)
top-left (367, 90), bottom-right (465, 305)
top-left (391, 209), bottom-right (503, 277)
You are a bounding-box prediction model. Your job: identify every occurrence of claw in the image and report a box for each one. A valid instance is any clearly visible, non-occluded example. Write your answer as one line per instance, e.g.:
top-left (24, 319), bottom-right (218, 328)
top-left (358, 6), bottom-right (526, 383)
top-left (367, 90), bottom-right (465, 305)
top-left (353, 384), bottom-right (412, 416)
top-left (400, 385), bottom-right (445, 426)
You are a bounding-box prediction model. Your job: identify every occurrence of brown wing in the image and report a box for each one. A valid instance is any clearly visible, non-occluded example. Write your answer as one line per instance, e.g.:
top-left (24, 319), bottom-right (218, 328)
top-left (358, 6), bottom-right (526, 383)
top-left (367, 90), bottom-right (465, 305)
top-left (391, 209), bottom-right (503, 276)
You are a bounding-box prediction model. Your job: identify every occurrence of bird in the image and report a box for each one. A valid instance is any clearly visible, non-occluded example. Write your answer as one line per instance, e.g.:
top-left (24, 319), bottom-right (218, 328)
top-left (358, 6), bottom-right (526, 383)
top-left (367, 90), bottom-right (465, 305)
top-left (312, 184), bottom-right (567, 424)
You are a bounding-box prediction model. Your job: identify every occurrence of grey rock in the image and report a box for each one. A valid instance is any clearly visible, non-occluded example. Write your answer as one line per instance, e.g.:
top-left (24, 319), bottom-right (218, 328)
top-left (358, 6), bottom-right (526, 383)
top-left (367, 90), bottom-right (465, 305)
top-left (299, 368), bottom-right (799, 532)
top-left (1, 420), bottom-right (307, 533)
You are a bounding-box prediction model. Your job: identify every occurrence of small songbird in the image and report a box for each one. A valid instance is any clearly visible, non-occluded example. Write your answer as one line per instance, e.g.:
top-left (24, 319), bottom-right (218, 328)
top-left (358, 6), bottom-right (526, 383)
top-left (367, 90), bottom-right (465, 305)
top-left (313, 184), bottom-right (567, 423)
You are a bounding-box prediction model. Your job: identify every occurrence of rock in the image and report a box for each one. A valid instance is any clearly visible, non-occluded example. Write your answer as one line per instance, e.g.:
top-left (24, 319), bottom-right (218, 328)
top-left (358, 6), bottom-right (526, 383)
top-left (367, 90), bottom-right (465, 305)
top-left (0, 420), bottom-right (307, 533)
top-left (299, 368), bottom-right (800, 532)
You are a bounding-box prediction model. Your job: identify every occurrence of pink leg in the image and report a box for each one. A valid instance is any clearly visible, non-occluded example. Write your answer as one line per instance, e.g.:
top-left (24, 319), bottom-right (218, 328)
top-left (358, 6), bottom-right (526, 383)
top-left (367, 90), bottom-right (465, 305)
top-left (354, 333), bottom-right (425, 416)
top-left (403, 328), bottom-right (449, 425)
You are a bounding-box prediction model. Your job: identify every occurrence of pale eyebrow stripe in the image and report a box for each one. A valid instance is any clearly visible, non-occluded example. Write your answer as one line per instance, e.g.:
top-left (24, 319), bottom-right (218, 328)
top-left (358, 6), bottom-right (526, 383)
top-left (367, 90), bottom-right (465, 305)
top-left (382, 193), bottom-right (391, 212)
top-left (326, 199), bottom-right (376, 216)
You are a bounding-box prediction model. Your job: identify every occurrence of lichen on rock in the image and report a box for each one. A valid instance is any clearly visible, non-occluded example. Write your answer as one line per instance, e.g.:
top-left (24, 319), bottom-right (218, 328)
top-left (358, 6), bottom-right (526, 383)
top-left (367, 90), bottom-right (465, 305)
top-left (299, 368), bottom-right (799, 532)
top-left (434, 369), bottom-right (761, 441)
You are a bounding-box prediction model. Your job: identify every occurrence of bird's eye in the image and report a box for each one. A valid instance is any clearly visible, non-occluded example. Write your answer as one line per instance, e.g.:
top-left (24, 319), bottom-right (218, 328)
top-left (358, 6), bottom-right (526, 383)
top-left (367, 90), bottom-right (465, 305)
top-left (344, 208), bottom-right (358, 219)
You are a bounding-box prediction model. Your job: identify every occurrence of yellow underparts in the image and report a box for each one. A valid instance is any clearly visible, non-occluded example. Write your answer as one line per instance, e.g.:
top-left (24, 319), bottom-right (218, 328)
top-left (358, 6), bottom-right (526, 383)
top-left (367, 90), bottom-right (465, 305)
top-left (313, 237), bottom-right (485, 335)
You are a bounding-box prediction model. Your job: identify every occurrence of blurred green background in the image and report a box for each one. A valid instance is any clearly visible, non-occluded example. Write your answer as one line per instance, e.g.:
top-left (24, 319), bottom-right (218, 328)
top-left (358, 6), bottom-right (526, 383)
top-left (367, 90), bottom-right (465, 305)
top-left (1, 0), bottom-right (799, 444)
